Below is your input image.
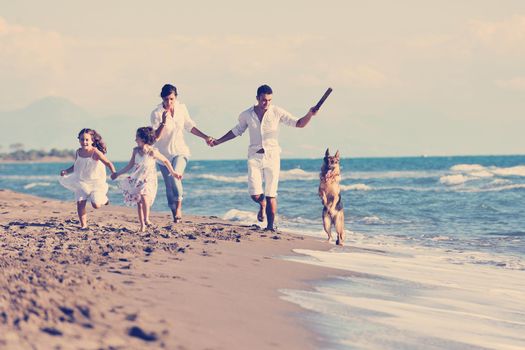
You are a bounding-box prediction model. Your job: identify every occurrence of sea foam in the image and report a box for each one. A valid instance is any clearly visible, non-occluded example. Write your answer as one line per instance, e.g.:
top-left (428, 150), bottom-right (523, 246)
top-left (450, 164), bottom-right (525, 177)
top-left (439, 174), bottom-right (471, 186)
top-left (195, 174), bottom-right (247, 183)
top-left (222, 209), bottom-right (257, 224)
top-left (281, 243), bottom-right (525, 349)
top-left (23, 182), bottom-right (52, 189)
top-left (280, 168), bottom-right (319, 181)
top-left (491, 165), bottom-right (525, 177)
top-left (340, 183), bottom-right (372, 191)
top-left (450, 164), bottom-right (486, 172)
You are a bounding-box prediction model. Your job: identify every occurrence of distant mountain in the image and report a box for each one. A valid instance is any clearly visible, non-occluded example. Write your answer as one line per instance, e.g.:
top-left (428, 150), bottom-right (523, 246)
top-left (21, 96), bottom-right (92, 123)
top-left (0, 96), bottom-right (91, 152)
top-left (0, 96), bottom-right (252, 161)
top-left (0, 97), bottom-right (147, 160)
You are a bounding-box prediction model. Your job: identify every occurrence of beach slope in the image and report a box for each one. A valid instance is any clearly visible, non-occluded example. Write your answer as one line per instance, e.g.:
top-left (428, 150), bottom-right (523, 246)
top-left (0, 189), bottom-right (336, 349)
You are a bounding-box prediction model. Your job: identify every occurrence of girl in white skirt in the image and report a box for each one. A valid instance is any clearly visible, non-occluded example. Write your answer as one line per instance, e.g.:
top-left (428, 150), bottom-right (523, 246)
top-left (112, 127), bottom-right (181, 232)
top-left (59, 128), bottom-right (116, 229)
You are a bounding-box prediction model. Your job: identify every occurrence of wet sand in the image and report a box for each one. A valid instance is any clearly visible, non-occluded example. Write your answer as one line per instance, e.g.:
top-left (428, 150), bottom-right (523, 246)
top-left (0, 189), bottom-right (341, 349)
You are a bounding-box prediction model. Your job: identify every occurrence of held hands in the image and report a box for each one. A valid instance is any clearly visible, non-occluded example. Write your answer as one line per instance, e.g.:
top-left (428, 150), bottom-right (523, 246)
top-left (110, 172), bottom-right (119, 180)
top-left (169, 172), bottom-right (183, 180)
top-left (205, 136), bottom-right (218, 147)
top-left (309, 106), bottom-right (318, 117)
top-left (60, 170), bottom-right (67, 176)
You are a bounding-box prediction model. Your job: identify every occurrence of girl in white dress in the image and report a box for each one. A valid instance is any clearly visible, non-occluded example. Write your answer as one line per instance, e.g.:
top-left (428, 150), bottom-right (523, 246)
top-left (112, 127), bottom-right (181, 232)
top-left (59, 128), bottom-right (116, 229)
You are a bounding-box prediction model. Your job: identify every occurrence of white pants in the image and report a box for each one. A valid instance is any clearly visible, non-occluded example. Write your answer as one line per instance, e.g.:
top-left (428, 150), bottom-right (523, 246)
top-left (247, 152), bottom-right (280, 197)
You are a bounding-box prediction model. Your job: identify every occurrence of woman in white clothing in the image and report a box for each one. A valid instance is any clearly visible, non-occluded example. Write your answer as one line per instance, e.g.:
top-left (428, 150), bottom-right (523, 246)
top-left (151, 84), bottom-right (213, 223)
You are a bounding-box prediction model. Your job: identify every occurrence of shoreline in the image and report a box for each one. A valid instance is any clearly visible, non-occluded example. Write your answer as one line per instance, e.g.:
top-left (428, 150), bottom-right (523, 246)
top-left (0, 189), bottom-right (342, 349)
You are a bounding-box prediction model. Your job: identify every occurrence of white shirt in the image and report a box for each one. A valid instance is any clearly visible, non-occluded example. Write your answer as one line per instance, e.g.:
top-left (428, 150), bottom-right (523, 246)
top-left (150, 101), bottom-right (196, 159)
top-left (231, 105), bottom-right (299, 158)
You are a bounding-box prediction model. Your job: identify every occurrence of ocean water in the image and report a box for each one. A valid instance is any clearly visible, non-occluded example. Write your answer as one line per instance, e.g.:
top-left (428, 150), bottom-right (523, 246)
top-left (1, 155), bottom-right (524, 257)
top-left (1, 155), bottom-right (525, 349)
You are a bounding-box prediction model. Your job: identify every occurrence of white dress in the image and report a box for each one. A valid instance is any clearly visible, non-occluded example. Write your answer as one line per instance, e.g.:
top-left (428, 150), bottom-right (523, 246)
top-left (119, 150), bottom-right (158, 206)
top-left (59, 150), bottom-right (109, 203)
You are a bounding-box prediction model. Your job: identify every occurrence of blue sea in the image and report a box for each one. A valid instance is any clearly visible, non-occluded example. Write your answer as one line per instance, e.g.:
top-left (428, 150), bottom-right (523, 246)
top-left (1, 155), bottom-right (524, 257)
top-left (2, 155), bottom-right (525, 349)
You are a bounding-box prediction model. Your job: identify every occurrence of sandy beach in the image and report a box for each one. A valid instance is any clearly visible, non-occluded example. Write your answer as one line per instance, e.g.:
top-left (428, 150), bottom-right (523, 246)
top-left (0, 189), bottom-right (340, 350)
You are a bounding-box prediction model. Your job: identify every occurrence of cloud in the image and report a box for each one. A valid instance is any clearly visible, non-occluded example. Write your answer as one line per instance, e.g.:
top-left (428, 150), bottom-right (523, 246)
top-left (0, 17), bottom-right (65, 76)
top-left (0, 15), bottom-right (387, 114)
top-left (337, 65), bottom-right (387, 88)
top-left (0, 17), bottom-right (67, 108)
top-left (496, 76), bottom-right (525, 90)
top-left (0, 18), bottom-right (320, 111)
top-left (469, 15), bottom-right (525, 54)
top-left (404, 34), bottom-right (452, 50)
top-left (298, 64), bottom-right (388, 88)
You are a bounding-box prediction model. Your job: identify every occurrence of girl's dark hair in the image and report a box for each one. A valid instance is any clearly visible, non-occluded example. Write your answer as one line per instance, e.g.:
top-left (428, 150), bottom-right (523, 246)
top-left (160, 84), bottom-right (178, 98)
top-left (78, 128), bottom-right (107, 154)
top-left (256, 84), bottom-right (273, 97)
top-left (136, 126), bottom-right (156, 145)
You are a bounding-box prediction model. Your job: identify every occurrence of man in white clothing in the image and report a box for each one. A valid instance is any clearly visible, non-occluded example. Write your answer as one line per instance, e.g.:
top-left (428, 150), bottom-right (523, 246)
top-left (211, 85), bottom-right (317, 231)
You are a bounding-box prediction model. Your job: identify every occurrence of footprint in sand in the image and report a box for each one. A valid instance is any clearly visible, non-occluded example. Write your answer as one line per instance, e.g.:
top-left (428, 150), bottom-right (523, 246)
top-left (125, 313), bottom-right (138, 321)
top-left (128, 326), bottom-right (157, 342)
top-left (41, 327), bottom-right (62, 336)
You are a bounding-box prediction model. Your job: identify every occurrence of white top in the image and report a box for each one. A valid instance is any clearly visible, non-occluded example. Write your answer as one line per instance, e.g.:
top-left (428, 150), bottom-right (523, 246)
top-left (150, 101), bottom-right (196, 160)
top-left (72, 150), bottom-right (106, 182)
top-left (231, 105), bottom-right (298, 157)
top-left (58, 150), bottom-right (108, 196)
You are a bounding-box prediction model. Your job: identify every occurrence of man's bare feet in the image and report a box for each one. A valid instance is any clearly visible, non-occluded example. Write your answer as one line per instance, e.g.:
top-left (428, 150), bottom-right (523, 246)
top-left (257, 202), bottom-right (266, 222)
top-left (173, 208), bottom-right (183, 223)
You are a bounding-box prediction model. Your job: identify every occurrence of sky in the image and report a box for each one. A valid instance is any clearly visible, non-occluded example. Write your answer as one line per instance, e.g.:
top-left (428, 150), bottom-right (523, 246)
top-left (1, 0), bottom-right (524, 160)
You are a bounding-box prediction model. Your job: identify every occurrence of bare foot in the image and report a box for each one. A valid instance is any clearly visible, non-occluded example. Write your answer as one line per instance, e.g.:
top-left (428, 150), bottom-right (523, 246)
top-left (174, 209), bottom-right (183, 223)
top-left (139, 225), bottom-right (146, 232)
top-left (257, 202), bottom-right (266, 222)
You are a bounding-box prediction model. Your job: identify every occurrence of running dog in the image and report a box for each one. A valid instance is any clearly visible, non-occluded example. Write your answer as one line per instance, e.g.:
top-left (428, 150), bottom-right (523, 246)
top-left (319, 149), bottom-right (345, 245)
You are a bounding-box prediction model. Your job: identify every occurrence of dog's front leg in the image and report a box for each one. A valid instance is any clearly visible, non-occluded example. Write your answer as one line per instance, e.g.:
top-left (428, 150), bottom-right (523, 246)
top-left (320, 191), bottom-right (329, 208)
top-left (328, 193), bottom-right (339, 217)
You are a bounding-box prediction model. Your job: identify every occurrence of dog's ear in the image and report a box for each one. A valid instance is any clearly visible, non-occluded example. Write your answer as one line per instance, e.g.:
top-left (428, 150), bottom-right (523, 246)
top-left (335, 150), bottom-right (340, 159)
top-left (325, 148), bottom-right (330, 157)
